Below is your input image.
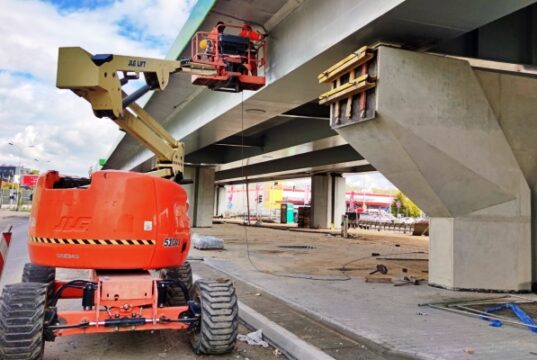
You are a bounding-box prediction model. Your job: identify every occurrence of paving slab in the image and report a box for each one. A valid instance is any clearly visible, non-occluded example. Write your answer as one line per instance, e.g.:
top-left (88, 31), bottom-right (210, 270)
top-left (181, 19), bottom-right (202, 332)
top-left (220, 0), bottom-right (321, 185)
top-left (193, 261), bottom-right (391, 360)
top-left (195, 248), bottom-right (537, 360)
top-left (192, 223), bottom-right (537, 360)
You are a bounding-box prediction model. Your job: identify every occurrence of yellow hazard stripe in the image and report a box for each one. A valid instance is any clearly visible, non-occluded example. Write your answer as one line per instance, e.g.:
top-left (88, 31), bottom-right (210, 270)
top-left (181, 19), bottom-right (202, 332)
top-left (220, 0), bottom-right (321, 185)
top-left (30, 237), bottom-right (155, 246)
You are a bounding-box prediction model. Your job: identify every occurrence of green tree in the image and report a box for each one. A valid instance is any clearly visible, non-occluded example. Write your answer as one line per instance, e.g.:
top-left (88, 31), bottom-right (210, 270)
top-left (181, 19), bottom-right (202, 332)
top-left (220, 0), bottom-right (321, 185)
top-left (390, 191), bottom-right (421, 218)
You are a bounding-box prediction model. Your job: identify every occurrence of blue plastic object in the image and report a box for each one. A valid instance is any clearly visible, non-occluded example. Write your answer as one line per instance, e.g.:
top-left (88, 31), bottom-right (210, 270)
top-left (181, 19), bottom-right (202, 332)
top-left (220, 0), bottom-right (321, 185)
top-left (484, 303), bottom-right (537, 333)
top-left (508, 304), bottom-right (537, 333)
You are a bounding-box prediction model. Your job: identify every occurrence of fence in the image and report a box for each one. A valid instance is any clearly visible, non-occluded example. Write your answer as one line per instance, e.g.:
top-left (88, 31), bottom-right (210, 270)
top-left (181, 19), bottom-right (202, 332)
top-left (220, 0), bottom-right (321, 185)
top-left (356, 220), bottom-right (429, 236)
top-left (0, 188), bottom-right (34, 211)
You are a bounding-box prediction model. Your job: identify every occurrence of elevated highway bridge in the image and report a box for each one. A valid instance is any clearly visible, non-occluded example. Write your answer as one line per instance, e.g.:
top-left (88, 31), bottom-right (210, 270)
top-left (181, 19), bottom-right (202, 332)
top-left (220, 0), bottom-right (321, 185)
top-left (105, 0), bottom-right (537, 292)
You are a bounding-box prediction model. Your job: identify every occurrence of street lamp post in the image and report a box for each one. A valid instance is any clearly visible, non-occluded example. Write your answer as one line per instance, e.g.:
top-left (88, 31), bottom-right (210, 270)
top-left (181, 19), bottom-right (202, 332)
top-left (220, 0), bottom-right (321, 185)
top-left (33, 158), bottom-right (51, 172)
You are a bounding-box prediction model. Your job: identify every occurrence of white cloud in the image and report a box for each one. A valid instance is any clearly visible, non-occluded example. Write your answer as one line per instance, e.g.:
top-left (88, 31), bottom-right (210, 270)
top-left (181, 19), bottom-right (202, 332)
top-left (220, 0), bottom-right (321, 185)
top-left (344, 172), bottom-right (396, 192)
top-left (0, 0), bottom-right (195, 176)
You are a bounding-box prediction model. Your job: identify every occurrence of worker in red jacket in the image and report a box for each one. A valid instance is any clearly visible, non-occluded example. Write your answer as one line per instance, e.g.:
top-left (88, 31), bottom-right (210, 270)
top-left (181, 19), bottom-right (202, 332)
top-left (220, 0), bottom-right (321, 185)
top-left (239, 23), bottom-right (262, 76)
top-left (239, 23), bottom-right (262, 41)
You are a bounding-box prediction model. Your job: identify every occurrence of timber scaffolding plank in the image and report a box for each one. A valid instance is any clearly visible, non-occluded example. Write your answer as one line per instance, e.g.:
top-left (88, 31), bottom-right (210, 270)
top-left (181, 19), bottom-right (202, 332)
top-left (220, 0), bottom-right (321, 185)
top-left (318, 75), bottom-right (375, 105)
top-left (317, 46), bottom-right (374, 84)
top-left (318, 46), bottom-right (377, 125)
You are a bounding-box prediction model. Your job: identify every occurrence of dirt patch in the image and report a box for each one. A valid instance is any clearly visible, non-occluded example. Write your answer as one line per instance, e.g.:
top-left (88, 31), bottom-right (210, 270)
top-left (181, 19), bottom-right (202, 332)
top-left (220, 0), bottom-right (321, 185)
top-left (191, 223), bottom-right (429, 281)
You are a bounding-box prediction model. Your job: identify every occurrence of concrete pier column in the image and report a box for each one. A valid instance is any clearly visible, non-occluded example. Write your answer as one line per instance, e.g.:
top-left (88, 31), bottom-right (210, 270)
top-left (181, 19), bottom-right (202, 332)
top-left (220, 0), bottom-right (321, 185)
top-left (183, 166), bottom-right (215, 228)
top-left (332, 46), bottom-right (537, 291)
top-left (311, 174), bottom-right (346, 229)
top-left (214, 185), bottom-right (226, 217)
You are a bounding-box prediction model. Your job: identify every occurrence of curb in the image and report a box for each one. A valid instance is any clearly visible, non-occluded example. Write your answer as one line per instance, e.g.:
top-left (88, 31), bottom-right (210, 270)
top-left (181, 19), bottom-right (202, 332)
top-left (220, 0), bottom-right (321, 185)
top-left (198, 262), bottom-right (421, 360)
top-left (193, 274), bottom-right (334, 360)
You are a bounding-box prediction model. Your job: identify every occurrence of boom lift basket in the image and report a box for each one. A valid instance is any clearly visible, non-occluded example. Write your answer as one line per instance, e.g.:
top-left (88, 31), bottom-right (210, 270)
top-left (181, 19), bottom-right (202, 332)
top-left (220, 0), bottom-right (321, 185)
top-left (190, 24), bottom-right (266, 92)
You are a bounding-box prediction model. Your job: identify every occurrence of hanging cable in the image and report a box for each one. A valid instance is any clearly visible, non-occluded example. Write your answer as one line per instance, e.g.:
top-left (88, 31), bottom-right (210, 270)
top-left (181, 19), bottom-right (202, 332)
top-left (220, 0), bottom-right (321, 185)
top-left (238, 92), bottom-right (350, 281)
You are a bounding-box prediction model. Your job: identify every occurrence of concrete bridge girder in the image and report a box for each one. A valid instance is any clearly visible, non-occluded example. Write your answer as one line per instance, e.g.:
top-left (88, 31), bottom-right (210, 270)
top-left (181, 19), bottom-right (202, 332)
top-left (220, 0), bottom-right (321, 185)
top-left (103, 0), bottom-right (537, 242)
top-left (109, 0), bottom-right (536, 173)
top-left (334, 46), bottom-right (537, 291)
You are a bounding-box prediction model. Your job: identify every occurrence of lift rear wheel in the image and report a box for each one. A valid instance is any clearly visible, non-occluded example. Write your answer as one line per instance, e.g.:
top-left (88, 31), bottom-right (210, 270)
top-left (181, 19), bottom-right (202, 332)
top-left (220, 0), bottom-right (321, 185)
top-left (21, 263), bottom-right (56, 303)
top-left (0, 282), bottom-right (48, 360)
top-left (21, 263), bottom-right (55, 284)
top-left (161, 261), bottom-right (192, 306)
top-left (189, 279), bottom-right (238, 355)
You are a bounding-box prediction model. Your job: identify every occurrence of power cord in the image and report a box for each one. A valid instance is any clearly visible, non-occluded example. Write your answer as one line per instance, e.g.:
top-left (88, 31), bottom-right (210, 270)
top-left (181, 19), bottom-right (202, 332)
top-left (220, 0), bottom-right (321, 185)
top-left (239, 92), bottom-right (349, 281)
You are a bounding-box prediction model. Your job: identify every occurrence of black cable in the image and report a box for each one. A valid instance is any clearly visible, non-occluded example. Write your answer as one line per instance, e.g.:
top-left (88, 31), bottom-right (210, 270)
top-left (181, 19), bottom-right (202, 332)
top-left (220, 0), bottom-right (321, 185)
top-left (239, 92), bottom-right (350, 282)
top-left (50, 280), bottom-right (96, 306)
top-left (339, 251), bottom-right (428, 273)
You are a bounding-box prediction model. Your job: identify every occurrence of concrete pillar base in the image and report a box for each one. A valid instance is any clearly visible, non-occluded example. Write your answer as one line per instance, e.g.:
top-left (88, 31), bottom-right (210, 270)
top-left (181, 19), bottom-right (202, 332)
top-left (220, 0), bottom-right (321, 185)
top-left (183, 166), bottom-right (215, 228)
top-left (214, 185), bottom-right (226, 217)
top-left (311, 174), bottom-right (346, 229)
top-left (429, 216), bottom-right (531, 292)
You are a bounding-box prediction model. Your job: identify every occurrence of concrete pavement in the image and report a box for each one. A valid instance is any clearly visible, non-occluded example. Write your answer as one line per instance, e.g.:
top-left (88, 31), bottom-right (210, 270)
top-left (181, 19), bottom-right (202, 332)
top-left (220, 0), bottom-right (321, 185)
top-left (204, 258), bottom-right (537, 360)
top-left (190, 224), bottom-right (537, 360)
top-left (193, 262), bottom-right (392, 360)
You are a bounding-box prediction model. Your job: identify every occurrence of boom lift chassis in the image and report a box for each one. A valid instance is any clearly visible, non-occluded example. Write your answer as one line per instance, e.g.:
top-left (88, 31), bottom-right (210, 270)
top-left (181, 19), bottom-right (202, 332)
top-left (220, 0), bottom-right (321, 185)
top-left (0, 36), bottom-right (260, 359)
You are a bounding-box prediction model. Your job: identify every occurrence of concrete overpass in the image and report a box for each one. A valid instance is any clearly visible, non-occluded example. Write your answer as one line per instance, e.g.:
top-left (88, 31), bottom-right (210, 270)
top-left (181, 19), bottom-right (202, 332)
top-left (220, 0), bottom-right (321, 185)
top-left (105, 0), bottom-right (537, 291)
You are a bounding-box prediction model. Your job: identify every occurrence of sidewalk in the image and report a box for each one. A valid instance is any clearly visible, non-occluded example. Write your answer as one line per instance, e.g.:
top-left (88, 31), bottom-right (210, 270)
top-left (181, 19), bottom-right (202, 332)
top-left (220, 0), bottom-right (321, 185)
top-left (204, 258), bottom-right (537, 360)
top-left (193, 261), bottom-right (394, 360)
top-left (192, 224), bottom-right (537, 360)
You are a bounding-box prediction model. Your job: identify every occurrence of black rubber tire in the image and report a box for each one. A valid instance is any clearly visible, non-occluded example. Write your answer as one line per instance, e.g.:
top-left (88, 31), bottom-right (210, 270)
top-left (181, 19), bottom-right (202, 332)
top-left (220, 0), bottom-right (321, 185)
top-left (0, 282), bottom-right (48, 360)
top-left (161, 262), bottom-right (193, 306)
top-left (189, 279), bottom-right (238, 355)
top-left (21, 263), bottom-right (55, 284)
top-left (21, 263), bottom-right (55, 301)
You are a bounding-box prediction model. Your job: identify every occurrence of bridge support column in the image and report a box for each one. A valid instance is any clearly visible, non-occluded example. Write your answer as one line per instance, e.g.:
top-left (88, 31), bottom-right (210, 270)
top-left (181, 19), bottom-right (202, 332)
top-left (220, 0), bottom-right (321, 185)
top-left (311, 174), bottom-right (346, 229)
top-left (332, 46), bottom-right (537, 291)
top-left (214, 185), bottom-right (226, 217)
top-left (183, 166), bottom-right (215, 228)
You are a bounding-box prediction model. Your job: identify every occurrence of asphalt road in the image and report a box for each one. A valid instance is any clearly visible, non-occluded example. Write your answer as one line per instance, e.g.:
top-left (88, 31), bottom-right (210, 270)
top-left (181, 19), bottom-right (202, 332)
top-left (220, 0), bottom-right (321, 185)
top-left (0, 213), bottom-right (280, 360)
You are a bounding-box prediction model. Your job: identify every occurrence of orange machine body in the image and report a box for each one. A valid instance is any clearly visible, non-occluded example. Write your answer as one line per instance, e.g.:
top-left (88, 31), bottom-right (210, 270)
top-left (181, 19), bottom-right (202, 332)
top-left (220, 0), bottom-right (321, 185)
top-left (28, 170), bottom-right (190, 270)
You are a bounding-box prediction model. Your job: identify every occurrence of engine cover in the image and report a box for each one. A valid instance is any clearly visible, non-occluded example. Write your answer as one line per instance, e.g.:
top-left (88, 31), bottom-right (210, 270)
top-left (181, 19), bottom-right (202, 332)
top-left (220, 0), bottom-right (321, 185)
top-left (28, 170), bottom-right (190, 270)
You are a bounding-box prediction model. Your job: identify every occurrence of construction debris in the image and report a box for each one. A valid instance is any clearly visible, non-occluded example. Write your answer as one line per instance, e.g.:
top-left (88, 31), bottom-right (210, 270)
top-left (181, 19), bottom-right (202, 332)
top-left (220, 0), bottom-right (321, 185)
top-left (464, 348), bottom-right (475, 355)
top-left (192, 233), bottom-right (224, 250)
top-left (420, 296), bottom-right (537, 333)
top-left (369, 264), bottom-right (388, 275)
top-left (237, 329), bottom-right (269, 348)
top-left (394, 276), bottom-right (425, 286)
top-left (365, 276), bottom-right (392, 283)
top-left (377, 257), bottom-right (428, 262)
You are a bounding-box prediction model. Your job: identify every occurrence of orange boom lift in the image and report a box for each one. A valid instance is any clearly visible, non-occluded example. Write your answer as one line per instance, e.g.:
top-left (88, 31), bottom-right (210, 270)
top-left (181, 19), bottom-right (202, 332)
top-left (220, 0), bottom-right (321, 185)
top-left (0, 23), bottom-right (265, 360)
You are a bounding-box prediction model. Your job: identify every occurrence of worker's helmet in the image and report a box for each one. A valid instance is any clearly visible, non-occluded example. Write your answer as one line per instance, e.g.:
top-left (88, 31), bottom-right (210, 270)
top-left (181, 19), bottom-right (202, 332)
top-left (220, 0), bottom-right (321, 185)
top-left (216, 21), bottom-right (225, 33)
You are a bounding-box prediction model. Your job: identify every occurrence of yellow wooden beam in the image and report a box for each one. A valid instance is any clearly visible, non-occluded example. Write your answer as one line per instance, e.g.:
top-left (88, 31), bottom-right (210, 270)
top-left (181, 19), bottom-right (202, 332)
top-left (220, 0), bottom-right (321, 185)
top-left (319, 74), bottom-right (369, 100)
top-left (318, 46), bottom-right (375, 84)
top-left (319, 79), bottom-right (376, 105)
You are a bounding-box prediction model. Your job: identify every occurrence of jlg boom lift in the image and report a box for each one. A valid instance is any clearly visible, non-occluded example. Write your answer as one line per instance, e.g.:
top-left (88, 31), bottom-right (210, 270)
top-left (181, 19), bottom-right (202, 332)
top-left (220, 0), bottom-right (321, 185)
top-left (0, 24), bottom-right (266, 359)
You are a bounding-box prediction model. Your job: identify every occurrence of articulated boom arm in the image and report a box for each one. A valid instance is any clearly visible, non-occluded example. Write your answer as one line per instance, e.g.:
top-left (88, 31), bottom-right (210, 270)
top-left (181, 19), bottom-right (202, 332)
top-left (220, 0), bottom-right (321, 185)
top-left (56, 47), bottom-right (216, 180)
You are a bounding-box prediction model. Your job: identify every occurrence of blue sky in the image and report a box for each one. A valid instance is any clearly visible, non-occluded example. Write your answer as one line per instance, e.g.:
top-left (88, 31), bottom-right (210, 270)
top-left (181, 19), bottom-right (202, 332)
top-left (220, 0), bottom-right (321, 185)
top-left (43, 0), bottom-right (116, 12)
top-left (0, 0), bottom-right (196, 175)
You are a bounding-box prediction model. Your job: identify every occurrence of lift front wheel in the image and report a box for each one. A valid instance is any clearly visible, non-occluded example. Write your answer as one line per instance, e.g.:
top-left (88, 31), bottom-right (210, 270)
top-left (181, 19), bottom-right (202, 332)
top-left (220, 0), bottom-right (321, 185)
top-left (0, 282), bottom-right (47, 360)
top-left (190, 279), bottom-right (239, 355)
